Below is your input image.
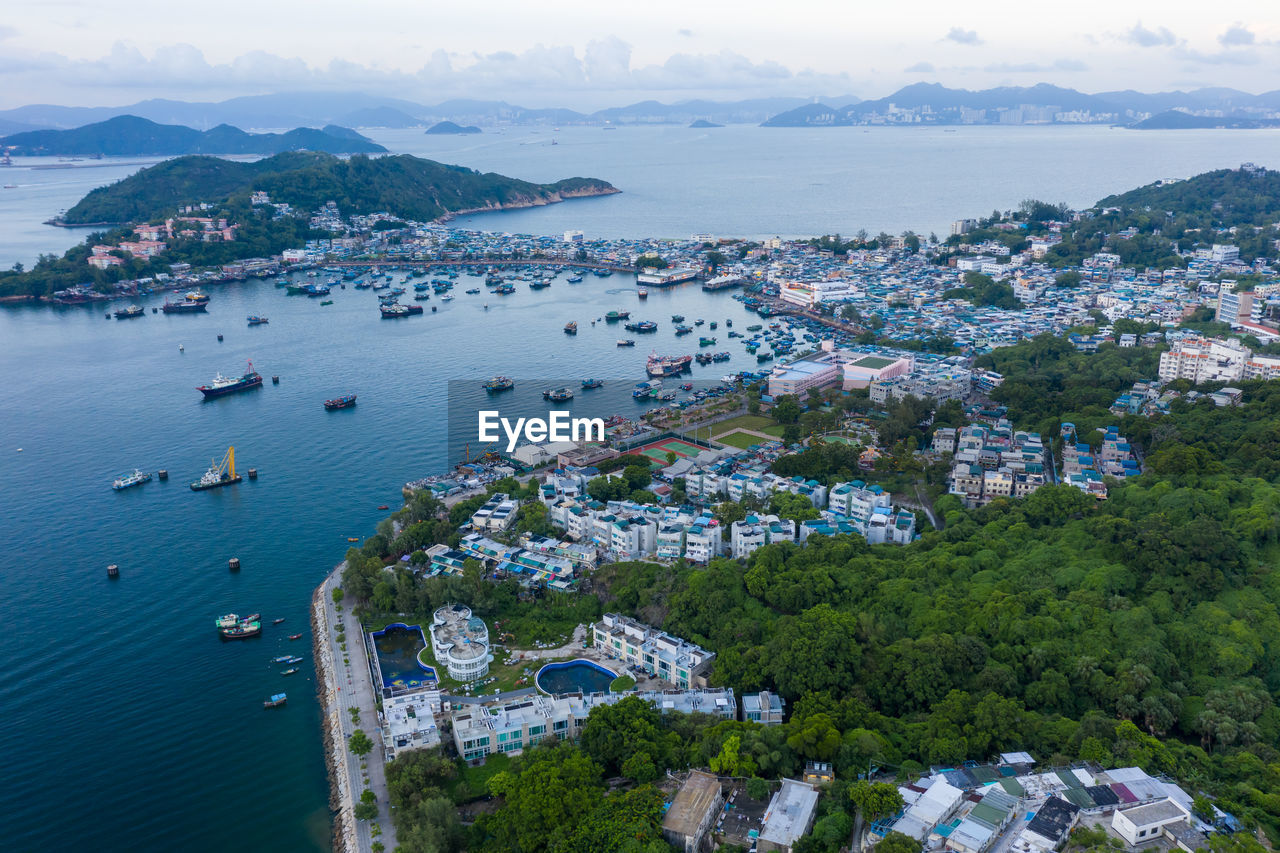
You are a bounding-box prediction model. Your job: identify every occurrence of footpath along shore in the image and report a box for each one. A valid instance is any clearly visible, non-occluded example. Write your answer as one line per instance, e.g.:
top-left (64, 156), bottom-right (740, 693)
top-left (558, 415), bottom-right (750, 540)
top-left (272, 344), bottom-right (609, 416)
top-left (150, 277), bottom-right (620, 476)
top-left (313, 565), bottom-right (356, 853)
top-left (314, 562), bottom-right (398, 853)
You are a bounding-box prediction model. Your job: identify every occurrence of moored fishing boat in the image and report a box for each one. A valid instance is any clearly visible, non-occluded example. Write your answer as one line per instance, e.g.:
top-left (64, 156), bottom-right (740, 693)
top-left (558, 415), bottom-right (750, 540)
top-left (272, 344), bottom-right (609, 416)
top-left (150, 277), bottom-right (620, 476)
top-left (484, 376), bottom-right (514, 392)
top-left (581, 378), bottom-right (604, 389)
top-left (564, 321), bottom-right (578, 334)
top-left (114, 305), bottom-right (145, 319)
top-left (263, 693), bottom-right (287, 708)
top-left (247, 315), bottom-right (268, 325)
top-left (197, 361), bottom-right (262, 398)
top-left (324, 393), bottom-right (357, 410)
top-left (617, 339), bottom-right (635, 347)
top-left (543, 387), bottom-right (574, 402)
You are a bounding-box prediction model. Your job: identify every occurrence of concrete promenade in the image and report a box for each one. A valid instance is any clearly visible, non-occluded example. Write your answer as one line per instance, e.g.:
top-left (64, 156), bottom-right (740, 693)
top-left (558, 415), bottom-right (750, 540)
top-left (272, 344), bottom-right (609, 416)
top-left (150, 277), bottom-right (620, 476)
top-left (316, 564), bottom-right (398, 853)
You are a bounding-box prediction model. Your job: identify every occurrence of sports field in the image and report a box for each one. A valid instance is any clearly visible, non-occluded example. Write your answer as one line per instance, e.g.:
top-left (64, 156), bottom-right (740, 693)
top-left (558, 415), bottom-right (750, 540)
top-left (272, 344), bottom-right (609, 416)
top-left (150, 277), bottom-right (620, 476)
top-left (631, 436), bottom-right (705, 464)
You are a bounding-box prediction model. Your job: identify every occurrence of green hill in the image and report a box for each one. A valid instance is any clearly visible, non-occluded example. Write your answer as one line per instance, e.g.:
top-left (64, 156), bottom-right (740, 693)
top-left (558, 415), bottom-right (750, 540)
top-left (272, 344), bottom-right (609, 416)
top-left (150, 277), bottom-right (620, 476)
top-left (425, 121), bottom-right (481, 135)
top-left (0, 115), bottom-right (386, 156)
top-left (60, 151), bottom-right (618, 225)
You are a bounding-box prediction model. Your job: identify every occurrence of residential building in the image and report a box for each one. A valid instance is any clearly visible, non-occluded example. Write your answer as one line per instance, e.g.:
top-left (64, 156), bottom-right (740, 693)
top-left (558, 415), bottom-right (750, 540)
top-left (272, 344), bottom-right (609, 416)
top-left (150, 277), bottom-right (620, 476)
top-left (430, 604), bottom-right (491, 682)
top-left (663, 771), bottom-right (724, 853)
top-left (1112, 800), bottom-right (1190, 846)
top-left (1157, 337), bottom-right (1250, 384)
top-left (452, 688), bottom-right (736, 764)
top-left (758, 779), bottom-right (820, 853)
top-left (742, 690), bottom-right (786, 725)
top-left (592, 613), bottom-right (715, 688)
top-left (730, 514), bottom-right (795, 559)
top-left (469, 492), bottom-right (519, 532)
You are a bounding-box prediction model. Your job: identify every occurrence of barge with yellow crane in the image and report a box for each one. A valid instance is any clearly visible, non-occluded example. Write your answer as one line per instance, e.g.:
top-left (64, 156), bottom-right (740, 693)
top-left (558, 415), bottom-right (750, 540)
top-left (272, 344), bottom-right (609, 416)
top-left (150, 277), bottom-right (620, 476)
top-left (191, 446), bottom-right (243, 491)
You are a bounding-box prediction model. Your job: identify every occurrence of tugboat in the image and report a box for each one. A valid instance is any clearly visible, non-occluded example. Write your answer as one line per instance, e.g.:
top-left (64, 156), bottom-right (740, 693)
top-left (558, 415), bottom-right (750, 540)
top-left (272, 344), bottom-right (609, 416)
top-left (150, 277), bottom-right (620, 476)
top-left (484, 376), bottom-right (514, 392)
top-left (111, 469), bottom-right (152, 491)
top-left (564, 321), bottom-right (578, 334)
top-left (581, 378), bottom-right (604, 389)
top-left (324, 393), bottom-right (357, 410)
top-left (263, 693), bottom-right (287, 708)
top-left (197, 361), bottom-right (262, 398)
top-left (114, 305), bottom-right (145, 319)
top-left (543, 387), bottom-right (575, 403)
top-left (247, 315), bottom-right (269, 325)
top-left (191, 446), bottom-right (242, 491)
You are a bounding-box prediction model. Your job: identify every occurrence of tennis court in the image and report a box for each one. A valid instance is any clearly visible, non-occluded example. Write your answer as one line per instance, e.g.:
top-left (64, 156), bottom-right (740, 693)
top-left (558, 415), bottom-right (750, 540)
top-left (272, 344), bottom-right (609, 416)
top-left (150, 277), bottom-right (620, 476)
top-left (631, 437), bottom-right (705, 464)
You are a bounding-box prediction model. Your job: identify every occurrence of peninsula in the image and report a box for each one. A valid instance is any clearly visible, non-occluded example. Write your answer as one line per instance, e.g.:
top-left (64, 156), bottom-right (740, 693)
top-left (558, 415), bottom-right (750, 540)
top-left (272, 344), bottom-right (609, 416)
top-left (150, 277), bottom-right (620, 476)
top-left (0, 115), bottom-right (387, 156)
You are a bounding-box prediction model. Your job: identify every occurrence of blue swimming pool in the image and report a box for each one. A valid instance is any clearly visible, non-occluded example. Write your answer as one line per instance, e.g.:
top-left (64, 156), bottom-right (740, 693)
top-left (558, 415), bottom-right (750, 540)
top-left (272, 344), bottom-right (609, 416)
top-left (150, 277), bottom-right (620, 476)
top-left (535, 659), bottom-right (618, 695)
top-left (370, 623), bottom-right (437, 692)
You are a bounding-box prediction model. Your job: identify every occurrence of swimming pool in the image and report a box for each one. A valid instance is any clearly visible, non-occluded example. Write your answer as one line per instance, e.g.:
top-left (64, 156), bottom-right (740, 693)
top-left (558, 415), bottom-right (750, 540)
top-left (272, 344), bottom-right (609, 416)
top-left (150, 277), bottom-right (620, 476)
top-left (535, 659), bottom-right (618, 695)
top-left (370, 623), bottom-right (438, 693)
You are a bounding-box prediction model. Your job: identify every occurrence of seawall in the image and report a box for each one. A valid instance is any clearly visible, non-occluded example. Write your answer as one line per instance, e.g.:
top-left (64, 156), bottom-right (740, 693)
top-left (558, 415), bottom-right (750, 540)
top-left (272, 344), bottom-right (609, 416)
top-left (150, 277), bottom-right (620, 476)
top-left (313, 564), bottom-right (356, 853)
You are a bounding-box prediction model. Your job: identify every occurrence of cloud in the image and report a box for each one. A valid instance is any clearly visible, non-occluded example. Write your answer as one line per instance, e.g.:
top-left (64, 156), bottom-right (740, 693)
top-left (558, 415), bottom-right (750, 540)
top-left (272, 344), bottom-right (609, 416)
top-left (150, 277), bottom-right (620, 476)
top-left (1174, 47), bottom-right (1259, 66)
top-left (983, 59), bottom-right (1088, 73)
top-left (945, 28), bottom-right (982, 45)
top-left (0, 40), bottom-right (858, 109)
top-left (677, 29), bottom-right (693, 38)
top-left (1218, 24), bottom-right (1255, 47)
top-left (1125, 22), bottom-right (1177, 47)
top-left (904, 61), bottom-right (934, 73)
top-left (0, 25), bottom-right (18, 41)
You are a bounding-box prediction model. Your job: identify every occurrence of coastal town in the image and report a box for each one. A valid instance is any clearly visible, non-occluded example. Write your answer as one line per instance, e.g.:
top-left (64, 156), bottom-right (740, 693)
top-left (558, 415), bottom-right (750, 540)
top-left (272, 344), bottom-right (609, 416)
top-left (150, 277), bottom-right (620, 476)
top-left (15, 161), bottom-right (1280, 853)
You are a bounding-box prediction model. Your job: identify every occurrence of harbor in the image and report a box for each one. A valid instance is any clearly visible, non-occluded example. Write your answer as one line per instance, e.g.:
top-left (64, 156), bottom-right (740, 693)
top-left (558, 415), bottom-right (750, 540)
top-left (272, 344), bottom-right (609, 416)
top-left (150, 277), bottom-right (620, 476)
top-left (0, 259), bottom-right (779, 849)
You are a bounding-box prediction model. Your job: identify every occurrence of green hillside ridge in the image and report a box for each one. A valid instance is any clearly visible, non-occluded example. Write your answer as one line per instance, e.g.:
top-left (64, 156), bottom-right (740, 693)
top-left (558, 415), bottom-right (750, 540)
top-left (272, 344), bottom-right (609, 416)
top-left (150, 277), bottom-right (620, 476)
top-left (0, 115), bottom-right (386, 156)
top-left (59, 151), bottom-right (618, 225)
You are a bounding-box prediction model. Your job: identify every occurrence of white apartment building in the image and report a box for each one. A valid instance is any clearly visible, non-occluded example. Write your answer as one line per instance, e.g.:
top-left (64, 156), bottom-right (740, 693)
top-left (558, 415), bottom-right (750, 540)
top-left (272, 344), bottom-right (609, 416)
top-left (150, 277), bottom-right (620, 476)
top-left (593, 613), bottom-right (715, 688)
top-left (1157, 337), bottom-right (1250, 384)
top-left (729, 515), bottom-right (796, 559)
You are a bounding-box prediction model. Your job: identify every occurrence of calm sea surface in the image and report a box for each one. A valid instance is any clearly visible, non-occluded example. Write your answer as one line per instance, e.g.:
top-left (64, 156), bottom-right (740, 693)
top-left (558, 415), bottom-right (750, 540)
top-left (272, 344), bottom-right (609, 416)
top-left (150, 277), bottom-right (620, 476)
top-left (4, 125), bottom-right (1280, 267)
top-left (2, 125), bottom-right (1279, 849)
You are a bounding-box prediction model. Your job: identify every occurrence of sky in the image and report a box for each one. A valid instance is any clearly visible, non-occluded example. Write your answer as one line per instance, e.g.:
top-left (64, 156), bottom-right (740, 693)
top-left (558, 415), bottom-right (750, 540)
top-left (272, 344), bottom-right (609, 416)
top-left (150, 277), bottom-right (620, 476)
top-left (2, 0), bottom-right (1279, 109)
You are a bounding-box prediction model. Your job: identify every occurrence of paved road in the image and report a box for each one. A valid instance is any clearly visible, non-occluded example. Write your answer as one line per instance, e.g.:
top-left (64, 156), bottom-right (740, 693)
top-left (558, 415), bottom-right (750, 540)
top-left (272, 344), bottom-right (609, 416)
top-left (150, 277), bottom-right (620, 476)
top-left (321, 568), bottom-right (398, 853)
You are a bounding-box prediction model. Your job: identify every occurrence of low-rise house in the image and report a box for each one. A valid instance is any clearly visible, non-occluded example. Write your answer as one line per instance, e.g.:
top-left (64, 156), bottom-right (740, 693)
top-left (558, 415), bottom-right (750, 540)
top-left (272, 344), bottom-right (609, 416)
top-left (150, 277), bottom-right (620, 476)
top-left (663, 771), bottom-right (724, 853)
top-left (758, 779), bottom-right (820, 853)
top-left (592, 613), bottom-right (715, 688)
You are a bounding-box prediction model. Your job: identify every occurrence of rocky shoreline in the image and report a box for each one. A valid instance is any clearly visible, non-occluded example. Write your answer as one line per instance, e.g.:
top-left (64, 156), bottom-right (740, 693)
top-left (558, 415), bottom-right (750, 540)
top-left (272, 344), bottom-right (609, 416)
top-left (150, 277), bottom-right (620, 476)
top-left (434, 185), bottom-right (621, 223)
top-left (313, 566), bottom-right (356, 853)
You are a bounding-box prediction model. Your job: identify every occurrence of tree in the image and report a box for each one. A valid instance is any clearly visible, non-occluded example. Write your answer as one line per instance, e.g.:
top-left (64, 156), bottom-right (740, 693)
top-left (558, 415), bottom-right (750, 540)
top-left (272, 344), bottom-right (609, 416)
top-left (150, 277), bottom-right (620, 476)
top-left (786, 713), bottom-right (842, 760)
top-left (1191, 795), bottom-right (1215, 823)
top-left (877, 830), bottom-right (922, 853)
top-left (773, 396), bottom-right (802, 424)
top-left (710, 734), bottom-right (758, 777)
top-left (849, 781), bottom-right (905, 852)
top-left (332, 587), bottom-right (345, 604)
top-left (746, 776), bottom-right (771, 800)
top-left (350, 729), bottom-right (374, 757)
top-left (354, 801), bottom-right (379, 821)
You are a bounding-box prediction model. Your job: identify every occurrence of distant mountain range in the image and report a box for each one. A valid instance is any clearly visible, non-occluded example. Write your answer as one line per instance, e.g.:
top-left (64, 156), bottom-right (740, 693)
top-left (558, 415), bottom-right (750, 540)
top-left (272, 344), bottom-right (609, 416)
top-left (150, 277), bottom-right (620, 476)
top-left (0, 91), bottom-right (852, 131)
top-left (760, 82), bottom-right (1280, 127)
top-left (3, 86), bottom-right (1280, 136)
top-left (0, 115), bottom-right (387, 156)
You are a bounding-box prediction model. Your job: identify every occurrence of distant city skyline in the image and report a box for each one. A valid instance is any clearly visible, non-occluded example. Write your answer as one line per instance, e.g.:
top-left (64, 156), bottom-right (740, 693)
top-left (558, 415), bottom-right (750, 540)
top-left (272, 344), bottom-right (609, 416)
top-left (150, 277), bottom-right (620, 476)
top-left (2, 0), bottom-right (1279, 109)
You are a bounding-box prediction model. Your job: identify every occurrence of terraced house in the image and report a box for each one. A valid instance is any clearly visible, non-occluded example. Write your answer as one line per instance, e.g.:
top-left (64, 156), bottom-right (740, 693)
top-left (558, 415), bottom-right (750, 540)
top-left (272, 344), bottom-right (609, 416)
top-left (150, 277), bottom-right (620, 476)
top-left (592, 613), bottom-right (715, 689)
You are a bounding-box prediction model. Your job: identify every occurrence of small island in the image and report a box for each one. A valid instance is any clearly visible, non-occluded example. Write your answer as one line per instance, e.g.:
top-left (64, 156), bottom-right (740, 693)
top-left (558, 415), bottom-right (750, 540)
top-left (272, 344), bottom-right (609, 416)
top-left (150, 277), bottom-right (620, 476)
top-left (425, 121), bottom-right (482, 135)
top-left (688, 119), bottom-right (723, 128)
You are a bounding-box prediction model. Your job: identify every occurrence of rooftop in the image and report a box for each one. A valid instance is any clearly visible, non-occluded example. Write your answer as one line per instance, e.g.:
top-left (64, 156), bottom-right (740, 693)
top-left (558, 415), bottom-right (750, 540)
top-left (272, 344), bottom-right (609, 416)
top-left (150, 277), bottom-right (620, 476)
top-left (760, 779), bottom-right (820, 846)
top-left (1120, 799), bottom-right (1188, 826)
top-left (663, 771), bottom-right (722, 838)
